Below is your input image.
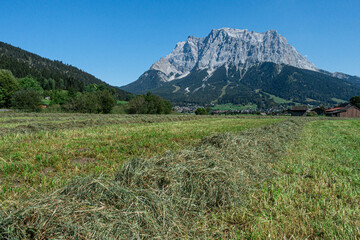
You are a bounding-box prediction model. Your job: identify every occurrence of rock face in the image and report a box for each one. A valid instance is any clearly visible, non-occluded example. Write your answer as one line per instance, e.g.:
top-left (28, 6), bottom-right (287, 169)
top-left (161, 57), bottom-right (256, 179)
top-left (151, 28), bottom-right (316, 81)
top-left (121, 28), bottom-right (359, 107)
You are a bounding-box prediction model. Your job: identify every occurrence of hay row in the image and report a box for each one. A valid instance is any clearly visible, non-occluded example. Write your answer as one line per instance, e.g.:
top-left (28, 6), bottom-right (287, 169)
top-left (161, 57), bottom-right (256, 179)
top-left (0, 114), bottom-right (286, 136)
top-left (0, 119), bottom-right (307, 239)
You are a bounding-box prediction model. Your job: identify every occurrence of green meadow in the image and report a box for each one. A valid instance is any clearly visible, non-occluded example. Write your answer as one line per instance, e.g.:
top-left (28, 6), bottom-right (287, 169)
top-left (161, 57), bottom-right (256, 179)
top-left (0, 113), bottom-right (281, 202)
top-left (0, 113), bottom-right (359, 239)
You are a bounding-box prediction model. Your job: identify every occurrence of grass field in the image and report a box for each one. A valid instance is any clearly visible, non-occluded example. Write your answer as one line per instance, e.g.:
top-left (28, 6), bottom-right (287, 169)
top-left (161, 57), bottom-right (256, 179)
top-left (0, 113), bottom-right (282, 203)
top-left (233, 119), bottom-right (360, 239)
top-left (0, 113), bottom-right (359, 239)
top-left (212, 103), bottom-right (258, 111)
top-left (262, 91), bottom-right (293, 104)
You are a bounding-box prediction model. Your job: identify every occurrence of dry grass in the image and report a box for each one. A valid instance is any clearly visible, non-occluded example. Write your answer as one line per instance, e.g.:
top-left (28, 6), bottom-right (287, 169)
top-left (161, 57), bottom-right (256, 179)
top-left (0, 114), bottom-right (281, 202)
top-left (227, 119), bottom-right (360, 239)
top-left (0, 119), bottom-right (305, 239)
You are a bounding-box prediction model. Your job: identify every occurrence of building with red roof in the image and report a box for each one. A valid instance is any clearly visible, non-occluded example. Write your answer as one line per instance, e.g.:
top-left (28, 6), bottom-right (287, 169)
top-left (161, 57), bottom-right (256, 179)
top-left (325, 104), bottom-right (360, 118)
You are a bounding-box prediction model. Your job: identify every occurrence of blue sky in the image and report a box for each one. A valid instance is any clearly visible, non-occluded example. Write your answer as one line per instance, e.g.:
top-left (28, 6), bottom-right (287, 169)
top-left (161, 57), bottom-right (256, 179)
top-left (1, 0), bottom-right (359, 86)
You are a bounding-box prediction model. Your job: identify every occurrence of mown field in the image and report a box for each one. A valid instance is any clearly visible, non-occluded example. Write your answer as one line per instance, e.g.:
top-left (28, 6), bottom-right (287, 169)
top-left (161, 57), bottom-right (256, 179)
top-left (0, 113), bottom-right (282, 202)
top-left (0, 113), bottom-right (359, 239)
top-left (235, 119), bottom-right (360, 238)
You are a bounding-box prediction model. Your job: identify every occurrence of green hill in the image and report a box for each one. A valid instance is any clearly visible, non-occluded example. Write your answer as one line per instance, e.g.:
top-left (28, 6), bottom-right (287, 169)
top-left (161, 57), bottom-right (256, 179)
top-left (0, 41), bottom-right (130, 100)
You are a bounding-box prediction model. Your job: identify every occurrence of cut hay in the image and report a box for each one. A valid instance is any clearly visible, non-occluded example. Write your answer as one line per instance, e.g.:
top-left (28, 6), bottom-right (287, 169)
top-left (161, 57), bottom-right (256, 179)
top-left (0, 119), bottom-right (307, 239)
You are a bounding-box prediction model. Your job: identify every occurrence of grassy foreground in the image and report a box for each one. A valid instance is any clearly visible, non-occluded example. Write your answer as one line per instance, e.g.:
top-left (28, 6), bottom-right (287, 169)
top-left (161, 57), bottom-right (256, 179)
top-left (0, 114), bottom-right (359, 239)
top-left (0, 117), bottom-right (299, 239)
top-left (233, 119), bottom-right (360, 238)
top-left (0, 114), bottom-right (281, 202)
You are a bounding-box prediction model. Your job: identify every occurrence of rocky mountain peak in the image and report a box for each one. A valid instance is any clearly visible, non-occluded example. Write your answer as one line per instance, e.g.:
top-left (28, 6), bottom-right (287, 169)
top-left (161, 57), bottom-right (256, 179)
top-left (150, 28), bottom-right (316, 82)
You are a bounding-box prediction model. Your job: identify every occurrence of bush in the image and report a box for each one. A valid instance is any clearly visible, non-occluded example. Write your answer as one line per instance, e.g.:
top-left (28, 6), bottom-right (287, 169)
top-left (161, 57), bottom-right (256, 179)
top-left (306, 111), bottom-right (318, 117)
top-left (77, 92), bottom-right (101, 113)
top-left (17, 76), bottom-right (43, 93)
top-left (195, 108), bottom-right (207, 115)
top-left (0, 69), bottom-right (19, 108)
top-left (127, 92), bottom-right (172, 114)
top-left (49, 90), bottom-right (69, 105)
top-left (350, 96), bottom-right (360, 108)
top-left (127, 95), bottom-right (147, 114)
top-left (61, 90), bottom-right (115, 114)
top-left (98, 90), bottom-right (115, 114)
top-left (11, 89), bottom-right (42, 111)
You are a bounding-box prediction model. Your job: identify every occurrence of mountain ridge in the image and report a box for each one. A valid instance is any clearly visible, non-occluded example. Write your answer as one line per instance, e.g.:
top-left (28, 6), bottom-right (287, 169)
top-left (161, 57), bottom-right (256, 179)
top-left (148, 62), bottom-right (359, 106)
top-left (148, 28), bottom-right (316, 82)
top-left (121, 28), bottom-right (360, 106)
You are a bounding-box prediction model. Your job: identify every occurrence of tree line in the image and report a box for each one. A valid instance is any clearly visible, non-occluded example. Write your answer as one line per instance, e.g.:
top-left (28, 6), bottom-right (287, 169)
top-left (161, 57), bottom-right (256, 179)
top-left (0, 69), bottom-right (172, 114)
top-left (0, 69), bottom-right (116, 113)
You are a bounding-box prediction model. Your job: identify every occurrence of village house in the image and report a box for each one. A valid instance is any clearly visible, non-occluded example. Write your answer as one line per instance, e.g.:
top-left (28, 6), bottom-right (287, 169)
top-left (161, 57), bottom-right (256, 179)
top-left (310, 107), bottom-right (325, 116)
top-left (325, 104), bottom-right (360, 118)
top-left (288, 106), bottom-right (308, 116)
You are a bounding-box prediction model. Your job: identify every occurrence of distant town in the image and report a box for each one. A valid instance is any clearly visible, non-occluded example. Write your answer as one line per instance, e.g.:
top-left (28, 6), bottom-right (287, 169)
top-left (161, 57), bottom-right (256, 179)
top-left (173, 102), bottom-right (360, 117)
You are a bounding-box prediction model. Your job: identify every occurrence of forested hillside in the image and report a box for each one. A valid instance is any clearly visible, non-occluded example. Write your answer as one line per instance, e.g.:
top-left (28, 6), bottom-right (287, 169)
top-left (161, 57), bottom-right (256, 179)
top-left (144, 62), bottom-right (360, 107)
top-left (0, 41), bottom-right (130, 100)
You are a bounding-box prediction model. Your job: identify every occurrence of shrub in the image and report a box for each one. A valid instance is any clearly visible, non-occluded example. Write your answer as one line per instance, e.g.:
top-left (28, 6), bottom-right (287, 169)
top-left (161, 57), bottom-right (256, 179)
top-left (306, 111), bottom-right (318, 117)
top-left (49, 90), bottom-right (69, 105)
top-left (127, 92), bottom-right (172, 114)
top-left (97, 90), bottom-right (115, 114)
top-left (195, 108), bottom-right (207, 115)
top-left (0, 69), bottom-right (19, 108)
top-left (350, 96), bottom-right (360, 108)
top-left (11, 89), bottom-right (42, 111)
top-left (17, 76), bottom-right (43, 93)
top-left (76, 92), bottom-right (101, 113)
top-left (61, 90), bottom-right (115, 114)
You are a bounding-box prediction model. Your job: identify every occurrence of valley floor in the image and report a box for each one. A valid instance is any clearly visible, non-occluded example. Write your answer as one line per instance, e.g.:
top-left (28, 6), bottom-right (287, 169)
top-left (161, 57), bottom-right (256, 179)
top-left (0, 113), bottom-right (359, 239)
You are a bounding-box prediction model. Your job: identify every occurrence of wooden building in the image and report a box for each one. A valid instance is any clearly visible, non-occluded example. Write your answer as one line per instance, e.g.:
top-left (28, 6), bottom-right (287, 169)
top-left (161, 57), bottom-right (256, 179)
top-left (325, 104), bottom-right (360, 118)
top-left (310, 107), bottom-right (325, 116)
top-left (288, 106), bottom-right (308, 116)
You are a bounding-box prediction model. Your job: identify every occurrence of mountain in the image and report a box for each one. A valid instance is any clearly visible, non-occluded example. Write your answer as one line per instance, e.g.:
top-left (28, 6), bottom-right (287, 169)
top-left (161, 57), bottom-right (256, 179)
top-left (330, 72), bottom-right (360, 87)
top-left (0, 41), bottom-right (130, 100)
top-left (122, 28), bottom-right (360, 106)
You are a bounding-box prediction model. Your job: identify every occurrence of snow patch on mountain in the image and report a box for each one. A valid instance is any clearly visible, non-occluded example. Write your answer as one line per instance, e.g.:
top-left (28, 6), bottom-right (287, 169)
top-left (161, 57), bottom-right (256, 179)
top-left (150, 28), bottom-right (316, 82)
